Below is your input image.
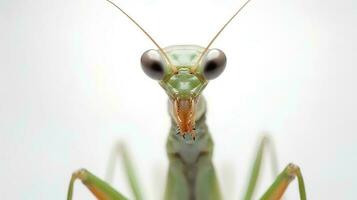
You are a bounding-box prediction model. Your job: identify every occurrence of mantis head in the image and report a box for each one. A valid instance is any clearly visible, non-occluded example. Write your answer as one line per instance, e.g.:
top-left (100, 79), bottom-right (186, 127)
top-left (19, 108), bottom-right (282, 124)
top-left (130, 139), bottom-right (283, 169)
top-left (141, 45), bottom-right (226, 139)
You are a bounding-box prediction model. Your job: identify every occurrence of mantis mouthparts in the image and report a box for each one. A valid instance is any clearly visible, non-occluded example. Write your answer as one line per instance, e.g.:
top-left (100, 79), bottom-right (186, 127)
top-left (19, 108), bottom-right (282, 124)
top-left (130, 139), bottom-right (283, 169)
top-left (173, 98), bottom-right (196, 140)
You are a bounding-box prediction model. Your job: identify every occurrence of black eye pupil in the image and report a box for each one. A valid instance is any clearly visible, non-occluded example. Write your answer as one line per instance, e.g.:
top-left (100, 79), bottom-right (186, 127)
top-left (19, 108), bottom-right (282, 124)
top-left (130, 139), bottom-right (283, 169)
top-left (205, 60), bottom-right (218, 73)
top-left (150, 61), bottom-right (163, 73)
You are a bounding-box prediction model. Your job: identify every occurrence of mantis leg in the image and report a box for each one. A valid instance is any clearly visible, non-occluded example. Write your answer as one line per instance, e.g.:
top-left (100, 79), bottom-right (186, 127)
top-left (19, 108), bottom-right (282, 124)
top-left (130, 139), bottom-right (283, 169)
top-left (105, 142), bottom-right (143, 200)
top-left (260, 163), bottom-right (307, 200)
top-left (164, 133), bottom-right (222, 200)
top-left (164, 152), bottom-right (222, 200)
top-left (195, 152), bottom-right (222, 200)
top-left (243, 135), bottom-right (279, 200)
top-left (67, 168), bottom-right (128, 200)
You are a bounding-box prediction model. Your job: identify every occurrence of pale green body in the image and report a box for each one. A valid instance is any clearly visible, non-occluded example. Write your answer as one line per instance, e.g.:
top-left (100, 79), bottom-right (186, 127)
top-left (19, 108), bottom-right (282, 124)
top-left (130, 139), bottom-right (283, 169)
top-left (67, 45), bottom-right (307, 200)
top-left (66, 2), bottom-right (307, 199)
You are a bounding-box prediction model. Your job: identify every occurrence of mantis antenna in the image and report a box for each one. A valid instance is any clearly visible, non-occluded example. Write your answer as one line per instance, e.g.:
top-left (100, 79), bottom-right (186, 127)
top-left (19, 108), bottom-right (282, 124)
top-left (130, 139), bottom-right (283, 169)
top-left (192, 0), bottom-right (253, 72)
top-left (105, 0), bottom-right (177, 73)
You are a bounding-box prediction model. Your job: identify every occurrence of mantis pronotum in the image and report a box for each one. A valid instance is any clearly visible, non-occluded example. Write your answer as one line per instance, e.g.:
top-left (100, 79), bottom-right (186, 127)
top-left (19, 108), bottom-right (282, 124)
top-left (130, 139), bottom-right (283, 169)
top-left (67, 0), bottom-right (307, 199)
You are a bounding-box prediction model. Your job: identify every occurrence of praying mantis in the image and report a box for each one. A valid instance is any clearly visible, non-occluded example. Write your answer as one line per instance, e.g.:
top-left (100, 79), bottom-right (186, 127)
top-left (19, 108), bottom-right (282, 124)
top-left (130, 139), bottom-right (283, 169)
top-left (67, 0), bottom-right (307, 199)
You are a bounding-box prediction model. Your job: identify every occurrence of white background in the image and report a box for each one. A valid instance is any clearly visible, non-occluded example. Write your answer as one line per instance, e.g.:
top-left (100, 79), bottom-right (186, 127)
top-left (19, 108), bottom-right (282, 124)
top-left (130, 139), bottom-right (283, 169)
top-left (1, 0), bottom-right (356, 199)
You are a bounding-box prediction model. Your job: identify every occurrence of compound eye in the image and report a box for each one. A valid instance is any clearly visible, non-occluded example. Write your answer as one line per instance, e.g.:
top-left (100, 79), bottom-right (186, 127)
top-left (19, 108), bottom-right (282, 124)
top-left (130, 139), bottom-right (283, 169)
top-left (202, 49), bottom-right (226, 80)
top-left (141, 49), bottom-right (165, 80)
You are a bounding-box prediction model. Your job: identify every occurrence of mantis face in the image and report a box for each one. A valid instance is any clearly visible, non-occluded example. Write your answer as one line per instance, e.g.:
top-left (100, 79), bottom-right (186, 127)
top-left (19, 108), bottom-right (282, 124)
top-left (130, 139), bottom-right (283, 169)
top-left (141, 45), bottom-right (226, 139)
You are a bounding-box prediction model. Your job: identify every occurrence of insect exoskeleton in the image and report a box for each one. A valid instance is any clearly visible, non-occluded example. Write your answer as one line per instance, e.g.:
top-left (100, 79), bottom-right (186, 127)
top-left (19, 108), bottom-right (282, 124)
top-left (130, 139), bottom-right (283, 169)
top-left (141, 45), bottom-right (226, 140)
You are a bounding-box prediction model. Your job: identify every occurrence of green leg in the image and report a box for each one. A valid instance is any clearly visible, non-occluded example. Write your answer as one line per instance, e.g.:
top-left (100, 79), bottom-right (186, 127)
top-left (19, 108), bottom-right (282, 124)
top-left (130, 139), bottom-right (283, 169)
top-left (164, 154), bottom-right (191, 200)
top-left (105, 142), bottom-right (143, 200)
top-left (164, 133), bottom-right (222, 200)
top-left (195, 152), bottom-right (222, 200)
top-left (164, 152), bottom-right (222, 200)
top-left (243, 135), bottom-right (279, 200)
top-left (260, 163), bottom-right (307, 200)
top-left (67, 168), bottom-right (128, 200)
